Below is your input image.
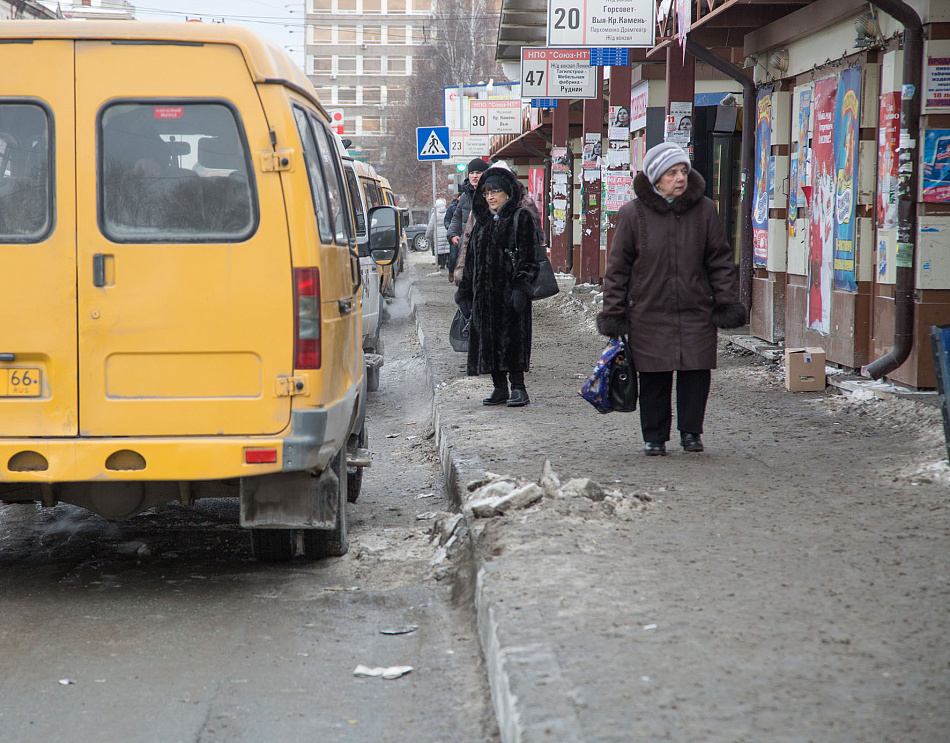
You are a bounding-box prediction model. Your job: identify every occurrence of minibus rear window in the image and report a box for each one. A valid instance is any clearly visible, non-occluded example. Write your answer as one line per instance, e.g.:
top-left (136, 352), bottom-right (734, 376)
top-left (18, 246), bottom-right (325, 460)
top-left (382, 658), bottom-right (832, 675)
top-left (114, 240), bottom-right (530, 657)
top-left (99, 102), bottom-right (257, 242)
top-left (0, 102), bottom-right (52, 242)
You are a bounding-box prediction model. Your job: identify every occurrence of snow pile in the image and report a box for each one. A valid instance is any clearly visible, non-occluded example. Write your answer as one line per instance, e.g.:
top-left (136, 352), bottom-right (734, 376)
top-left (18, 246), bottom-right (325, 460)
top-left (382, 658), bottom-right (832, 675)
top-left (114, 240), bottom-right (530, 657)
top-left (459, 459), bottom-right (652, 521)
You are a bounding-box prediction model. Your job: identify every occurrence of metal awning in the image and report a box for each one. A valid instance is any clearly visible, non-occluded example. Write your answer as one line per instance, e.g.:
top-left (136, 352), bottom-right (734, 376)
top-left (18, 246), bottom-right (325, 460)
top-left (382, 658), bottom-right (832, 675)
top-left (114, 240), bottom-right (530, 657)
top-left (496, 0), bottom-right (548, 61)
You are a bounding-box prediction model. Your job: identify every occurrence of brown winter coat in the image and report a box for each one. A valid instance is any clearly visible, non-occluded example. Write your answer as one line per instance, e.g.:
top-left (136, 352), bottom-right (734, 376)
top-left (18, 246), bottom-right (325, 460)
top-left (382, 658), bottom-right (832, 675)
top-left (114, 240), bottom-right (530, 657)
top-left (598, 170), bottom-right (741, 372)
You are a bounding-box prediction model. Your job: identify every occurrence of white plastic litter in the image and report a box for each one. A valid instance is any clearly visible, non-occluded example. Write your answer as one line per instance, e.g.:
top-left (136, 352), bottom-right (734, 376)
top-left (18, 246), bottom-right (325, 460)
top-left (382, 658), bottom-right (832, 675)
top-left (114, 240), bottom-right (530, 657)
top-left (353, 664), bottom-right (414, 679)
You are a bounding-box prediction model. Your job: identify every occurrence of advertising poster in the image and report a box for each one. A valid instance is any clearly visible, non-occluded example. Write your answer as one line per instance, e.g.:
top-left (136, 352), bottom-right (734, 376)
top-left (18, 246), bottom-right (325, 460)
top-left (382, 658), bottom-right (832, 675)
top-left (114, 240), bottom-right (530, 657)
top-left (753, 86), bottom-right (772, 267)
top-left (528, 167), bottom-right (545, 227)
top-left (550, 146), bottom-right (570, 236)
top-left (789, 152), bottom-right (799, 235)
top-left (630, 81), bottom-right (649, 131)
top-left (833, 67), bottom-right (861, 292)
top-left (924, 41), bottom-right (950, 113)
top-left (666, 101), bottom-right (692, 147)
top-left (877, 91), bottom-right (901, 227)
top-left (922, 129), bottom-right (950, 202)
top-left (604, 174), bottom-right (632, 211)
top-left (808, 75), bottom-right (837, 333)
top-left (797, 87), bottom-right (812, 203)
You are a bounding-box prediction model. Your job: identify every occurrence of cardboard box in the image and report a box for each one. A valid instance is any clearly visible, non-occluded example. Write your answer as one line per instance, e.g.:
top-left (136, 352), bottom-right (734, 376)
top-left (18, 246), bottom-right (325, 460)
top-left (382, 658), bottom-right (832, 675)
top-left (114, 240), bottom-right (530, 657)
top-left (785, 347), bottom-right (826, 391)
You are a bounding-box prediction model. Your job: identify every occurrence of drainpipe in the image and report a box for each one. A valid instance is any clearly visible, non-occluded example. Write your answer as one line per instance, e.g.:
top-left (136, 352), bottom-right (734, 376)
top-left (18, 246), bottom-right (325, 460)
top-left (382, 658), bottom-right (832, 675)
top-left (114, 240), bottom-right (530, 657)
top-left (686, 39), bottom-right (755, 310)
top-left (863, 0), bottom-right (922, 380)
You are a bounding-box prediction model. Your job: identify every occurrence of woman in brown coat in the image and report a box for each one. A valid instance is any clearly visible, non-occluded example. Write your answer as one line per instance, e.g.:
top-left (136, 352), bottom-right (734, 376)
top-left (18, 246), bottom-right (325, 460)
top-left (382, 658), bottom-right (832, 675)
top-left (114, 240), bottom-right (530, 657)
top-left (597, 142), bottom-right (746, 456)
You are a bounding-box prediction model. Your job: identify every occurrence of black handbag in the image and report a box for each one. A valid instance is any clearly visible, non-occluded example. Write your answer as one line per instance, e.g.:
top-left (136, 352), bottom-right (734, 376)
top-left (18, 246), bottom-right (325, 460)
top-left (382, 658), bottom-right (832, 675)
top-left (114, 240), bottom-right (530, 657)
top-left (449, 307), bottom-right (470, 352)
top-left (513, 207), bottom-right (560, 301)
top-left (608, 336), bottom-right (638, 412)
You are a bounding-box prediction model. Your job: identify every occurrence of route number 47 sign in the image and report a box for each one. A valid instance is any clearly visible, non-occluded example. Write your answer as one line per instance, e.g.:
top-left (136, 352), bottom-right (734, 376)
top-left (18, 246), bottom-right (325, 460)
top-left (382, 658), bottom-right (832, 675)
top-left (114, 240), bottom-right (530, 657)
top-left (546, 0), bottom-right (655, 48)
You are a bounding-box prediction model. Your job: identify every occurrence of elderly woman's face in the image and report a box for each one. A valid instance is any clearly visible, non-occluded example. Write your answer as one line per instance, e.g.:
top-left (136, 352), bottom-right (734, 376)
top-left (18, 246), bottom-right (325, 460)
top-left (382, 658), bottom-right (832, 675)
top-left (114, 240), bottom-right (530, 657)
top-left (483, 186), bottom-right (509, 211)
top-left (655, 164), bottom-right (688, 199)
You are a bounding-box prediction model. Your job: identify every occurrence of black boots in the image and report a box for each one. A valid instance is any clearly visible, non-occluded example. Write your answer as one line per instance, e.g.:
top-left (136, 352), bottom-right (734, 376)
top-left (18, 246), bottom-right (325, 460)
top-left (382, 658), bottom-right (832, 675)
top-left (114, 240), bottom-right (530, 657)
top-left (681, 433), bottom-right (704, 452)
top-left (506, 388), bottom-right (529, 407)
top-left (644, 442), bottom-right (667, 456)
top-left (482, 388), bottom-right (508, 406)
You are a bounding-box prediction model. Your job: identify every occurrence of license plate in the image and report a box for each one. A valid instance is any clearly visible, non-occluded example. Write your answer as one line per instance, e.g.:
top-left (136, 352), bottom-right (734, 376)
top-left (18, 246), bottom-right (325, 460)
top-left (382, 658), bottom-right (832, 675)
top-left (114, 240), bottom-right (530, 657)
top-left (2, 368), bottom-right (41, 397)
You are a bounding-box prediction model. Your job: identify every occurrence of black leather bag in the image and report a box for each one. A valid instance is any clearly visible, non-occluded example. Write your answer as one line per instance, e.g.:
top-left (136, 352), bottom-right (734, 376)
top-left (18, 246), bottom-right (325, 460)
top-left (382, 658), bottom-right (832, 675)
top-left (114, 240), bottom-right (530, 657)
top-left (608, 336), bottom-right (638, 412)
top-left (449, 308), bottom-right (470, 352)
top-left (513, 207), bottom-right (560, 301)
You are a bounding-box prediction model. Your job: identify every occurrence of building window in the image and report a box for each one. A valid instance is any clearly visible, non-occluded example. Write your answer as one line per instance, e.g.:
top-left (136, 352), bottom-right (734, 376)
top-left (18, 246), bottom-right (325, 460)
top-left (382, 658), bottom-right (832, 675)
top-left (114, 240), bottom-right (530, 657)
top-left (362, 26), bottom-right (381, 44)
top-left (387, 86), bottom-right (405, 104)
top-left (312, 56), bottom-right (332, 74)
top-left (362, 87), bottom-right (381, 104)
top-left (362, 56), bottom-right (381, 74)
top-left (338, 56), bottom-right (357, 73)
top-left (364, 0), bottom-right (381, 12)
top-left (311, 0), bottom-right (331, 9)
top-left (337, 25), bottom-right (357, 43)
top-left (314, 86), bottom-right (334, 104)
top-left (310, 26), bottom-right (331, 43)
top-left (412, 0), bottom-right (429, 12)
top-left (338, 87), bottom-right (356, 104)
top-left (362, 118), bottom-right (381, 133)
top-left (337, 0), bottom-right (356, 12)
top-left (388, 57), bottom-right (406, 74)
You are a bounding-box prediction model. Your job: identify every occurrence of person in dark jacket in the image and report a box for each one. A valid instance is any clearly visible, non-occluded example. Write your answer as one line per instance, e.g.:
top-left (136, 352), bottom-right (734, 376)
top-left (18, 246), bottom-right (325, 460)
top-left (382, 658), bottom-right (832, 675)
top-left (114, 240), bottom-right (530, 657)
top-left (443, 196), bottom-right (460, 280)
top-left (455, 166), bottom-right (539, 408)
top-left (448, 158), bottom-right (489, 278)
top-left (597, 142), bottom-right (747, 456)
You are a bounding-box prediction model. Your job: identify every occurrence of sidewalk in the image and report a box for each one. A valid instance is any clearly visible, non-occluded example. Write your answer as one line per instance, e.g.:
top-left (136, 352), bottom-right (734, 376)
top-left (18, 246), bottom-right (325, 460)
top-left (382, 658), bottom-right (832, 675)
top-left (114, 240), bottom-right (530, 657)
top-left (405, 252), bottom-right (950, 743)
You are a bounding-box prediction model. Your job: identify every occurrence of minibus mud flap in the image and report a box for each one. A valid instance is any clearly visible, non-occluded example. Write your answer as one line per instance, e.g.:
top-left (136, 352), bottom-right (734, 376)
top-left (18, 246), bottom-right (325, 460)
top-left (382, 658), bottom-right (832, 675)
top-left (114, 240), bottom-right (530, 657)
top-left (239, 466), bottom-right (340, 528)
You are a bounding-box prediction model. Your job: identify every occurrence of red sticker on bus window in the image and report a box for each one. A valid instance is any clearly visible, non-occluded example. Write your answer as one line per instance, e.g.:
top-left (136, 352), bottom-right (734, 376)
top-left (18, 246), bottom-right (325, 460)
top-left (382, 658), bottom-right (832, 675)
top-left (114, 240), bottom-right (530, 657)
top-left (154, 106), bottom-right (184, 120)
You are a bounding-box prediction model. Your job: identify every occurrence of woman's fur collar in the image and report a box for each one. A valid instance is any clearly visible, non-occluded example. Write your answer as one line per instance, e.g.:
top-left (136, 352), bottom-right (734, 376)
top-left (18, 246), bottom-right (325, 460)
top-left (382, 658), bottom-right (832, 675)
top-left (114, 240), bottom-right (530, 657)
top-left (472, 166), bottom-right (524, 221)
top-left (633, 169), bottom-right (707, 214)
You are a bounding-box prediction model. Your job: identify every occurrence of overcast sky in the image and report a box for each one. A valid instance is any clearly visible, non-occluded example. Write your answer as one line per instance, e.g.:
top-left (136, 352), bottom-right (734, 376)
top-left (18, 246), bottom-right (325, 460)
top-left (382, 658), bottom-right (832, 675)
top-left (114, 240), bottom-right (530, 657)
top-left (132, 0), bottom-right (304, 68)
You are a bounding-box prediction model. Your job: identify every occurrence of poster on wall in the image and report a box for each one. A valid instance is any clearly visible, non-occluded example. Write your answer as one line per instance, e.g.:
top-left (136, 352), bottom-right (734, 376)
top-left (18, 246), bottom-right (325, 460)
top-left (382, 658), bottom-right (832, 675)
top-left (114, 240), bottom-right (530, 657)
top-left (797, 87), bottom-right (812, 203)
top-left (789, 152), bottom-right (799, 236)
top-left (808, 75), bottom-right (837, 333)
top-left (528, 167), bottom-right (545, 228)
top-left (877, 91), bottom-right (901, 227)
top-left (753, 86), bottom-right (772, 267)
top-left (922, 129), bottom-right (950, 202)
top-left (924, 41), bottom-right (950, 113)
top-left (630, 81), bottom-right (649, 131)
top-left (833, 67), bottom-right (861, 293)
top-left (550, 146), bottom-right (570, 237)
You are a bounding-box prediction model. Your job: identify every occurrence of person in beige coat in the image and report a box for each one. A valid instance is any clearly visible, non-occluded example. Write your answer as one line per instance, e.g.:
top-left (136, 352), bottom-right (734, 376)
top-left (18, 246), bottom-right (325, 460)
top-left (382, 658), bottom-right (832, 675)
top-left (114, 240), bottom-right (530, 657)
top-left (597, 142), bottom-right (746, 456)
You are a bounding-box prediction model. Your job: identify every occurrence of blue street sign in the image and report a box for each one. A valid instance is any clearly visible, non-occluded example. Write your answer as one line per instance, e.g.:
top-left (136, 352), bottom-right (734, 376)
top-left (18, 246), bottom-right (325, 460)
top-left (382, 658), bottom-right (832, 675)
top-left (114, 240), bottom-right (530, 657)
top-left (589, 48), bottom-right (630, 67)
top-left (416, 126), bottom-right (451, 161)
top-left (531, 99), bottom-right (559, 109)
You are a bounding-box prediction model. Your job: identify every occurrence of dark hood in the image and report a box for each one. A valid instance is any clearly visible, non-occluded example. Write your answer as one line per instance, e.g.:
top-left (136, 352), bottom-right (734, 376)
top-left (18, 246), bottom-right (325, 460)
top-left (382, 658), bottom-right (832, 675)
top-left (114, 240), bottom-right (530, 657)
top-left (633, 169), bottom-right (707, 214)
top-left (472, 166), bottom-right (524, 221)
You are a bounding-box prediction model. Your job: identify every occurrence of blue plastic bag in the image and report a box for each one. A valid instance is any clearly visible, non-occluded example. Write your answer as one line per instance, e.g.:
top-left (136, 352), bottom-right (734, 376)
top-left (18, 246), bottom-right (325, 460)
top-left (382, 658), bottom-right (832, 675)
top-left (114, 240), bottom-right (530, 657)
top-left (578, 338), bottom-right (624, 413)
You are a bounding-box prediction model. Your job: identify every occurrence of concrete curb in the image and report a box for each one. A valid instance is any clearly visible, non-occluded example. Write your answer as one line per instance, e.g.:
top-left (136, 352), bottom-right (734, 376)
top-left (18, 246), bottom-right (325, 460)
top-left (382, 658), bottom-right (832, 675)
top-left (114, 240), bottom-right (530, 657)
top-left (411, 279), bottom-right (585, 743)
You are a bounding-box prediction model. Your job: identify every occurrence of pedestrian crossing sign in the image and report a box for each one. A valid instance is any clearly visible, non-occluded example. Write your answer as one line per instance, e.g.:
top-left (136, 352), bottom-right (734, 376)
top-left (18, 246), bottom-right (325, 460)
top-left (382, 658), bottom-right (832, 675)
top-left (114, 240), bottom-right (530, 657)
top-left (417, 126), bottom-right (451, 161)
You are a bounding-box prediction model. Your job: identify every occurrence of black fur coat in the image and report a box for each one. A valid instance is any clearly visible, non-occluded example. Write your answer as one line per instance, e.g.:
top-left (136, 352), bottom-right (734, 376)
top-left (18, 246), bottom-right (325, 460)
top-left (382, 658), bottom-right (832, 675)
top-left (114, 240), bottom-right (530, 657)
top-left (456, 167), bottom-right (539, 376)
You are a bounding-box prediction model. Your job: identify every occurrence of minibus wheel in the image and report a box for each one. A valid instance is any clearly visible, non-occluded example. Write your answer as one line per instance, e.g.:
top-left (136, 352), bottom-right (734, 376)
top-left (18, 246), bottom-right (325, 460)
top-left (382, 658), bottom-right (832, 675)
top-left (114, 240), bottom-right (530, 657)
top-left (346, 424), bottom-right (367, 503)
top-left (302, 447), bottom-right (349, 559)
top-left (250, 528), bottom-right (297, 563)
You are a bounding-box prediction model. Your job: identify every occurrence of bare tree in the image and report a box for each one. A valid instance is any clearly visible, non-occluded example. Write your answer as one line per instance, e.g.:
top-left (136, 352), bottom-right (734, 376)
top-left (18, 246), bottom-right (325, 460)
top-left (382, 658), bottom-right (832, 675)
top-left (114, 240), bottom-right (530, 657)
top-left (381, 0), bottom-right (501, 210)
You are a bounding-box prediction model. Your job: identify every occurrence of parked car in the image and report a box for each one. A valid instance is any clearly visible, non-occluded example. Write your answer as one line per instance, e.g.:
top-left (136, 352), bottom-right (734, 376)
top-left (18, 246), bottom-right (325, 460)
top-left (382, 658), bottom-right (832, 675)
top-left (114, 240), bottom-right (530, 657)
top-left (402, 208), bottom-right (429, 252)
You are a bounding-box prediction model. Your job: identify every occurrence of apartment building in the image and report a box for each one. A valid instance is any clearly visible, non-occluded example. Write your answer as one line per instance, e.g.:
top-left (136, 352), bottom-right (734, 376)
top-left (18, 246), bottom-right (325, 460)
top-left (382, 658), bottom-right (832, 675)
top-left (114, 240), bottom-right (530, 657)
top-left (305, 0), bottom-right (431, 162)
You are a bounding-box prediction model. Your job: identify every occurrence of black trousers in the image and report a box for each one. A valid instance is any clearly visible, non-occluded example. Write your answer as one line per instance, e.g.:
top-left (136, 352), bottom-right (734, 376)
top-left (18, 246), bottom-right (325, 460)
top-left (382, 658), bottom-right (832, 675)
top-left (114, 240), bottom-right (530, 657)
top-left (491, 370), bottom-right (526, 390)
top-left (637, 370), bottom-right (711, 444)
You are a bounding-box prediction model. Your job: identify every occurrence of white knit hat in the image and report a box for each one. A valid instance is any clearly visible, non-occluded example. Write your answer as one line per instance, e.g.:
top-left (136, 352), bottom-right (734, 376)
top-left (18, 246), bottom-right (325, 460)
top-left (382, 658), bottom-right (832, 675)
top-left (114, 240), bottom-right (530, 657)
top-left (643, 142), bottom-right (690, 184)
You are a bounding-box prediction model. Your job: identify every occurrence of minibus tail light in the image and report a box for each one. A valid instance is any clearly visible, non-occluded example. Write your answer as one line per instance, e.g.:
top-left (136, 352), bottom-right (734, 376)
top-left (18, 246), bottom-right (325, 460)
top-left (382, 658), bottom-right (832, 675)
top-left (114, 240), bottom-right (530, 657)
top-left (294, 267), bottom-right (321, 369)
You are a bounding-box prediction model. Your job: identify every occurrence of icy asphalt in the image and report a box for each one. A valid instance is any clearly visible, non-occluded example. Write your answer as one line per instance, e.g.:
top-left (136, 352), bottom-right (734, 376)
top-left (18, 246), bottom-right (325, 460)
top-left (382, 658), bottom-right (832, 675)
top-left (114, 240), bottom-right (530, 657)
top-left (403, 251), bottom-right (950, 743)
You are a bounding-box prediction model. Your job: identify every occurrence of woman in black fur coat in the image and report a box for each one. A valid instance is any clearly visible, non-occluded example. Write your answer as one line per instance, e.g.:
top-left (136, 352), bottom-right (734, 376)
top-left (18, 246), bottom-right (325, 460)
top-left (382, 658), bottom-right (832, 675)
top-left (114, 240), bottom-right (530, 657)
top-left (455, 166), bottom-right (539, 407)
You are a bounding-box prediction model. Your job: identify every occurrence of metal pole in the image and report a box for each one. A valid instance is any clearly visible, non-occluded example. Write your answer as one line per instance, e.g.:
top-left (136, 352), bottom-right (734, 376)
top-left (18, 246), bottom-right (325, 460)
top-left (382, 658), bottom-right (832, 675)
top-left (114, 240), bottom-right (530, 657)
top-left (431, 161), bottom-right (436, 206)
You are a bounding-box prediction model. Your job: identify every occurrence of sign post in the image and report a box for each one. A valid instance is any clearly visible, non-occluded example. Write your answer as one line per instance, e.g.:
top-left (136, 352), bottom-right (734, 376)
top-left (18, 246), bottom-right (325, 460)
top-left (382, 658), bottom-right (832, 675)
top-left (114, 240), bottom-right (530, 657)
top-left (545, 0), bottom-right (655, 48)
top-left (521, 48), bottom-right (597, 99)
top-left (416, 126), bottom-right (451, 161)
